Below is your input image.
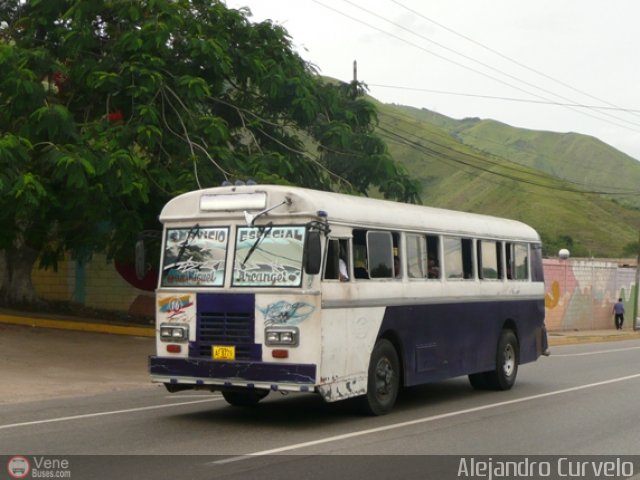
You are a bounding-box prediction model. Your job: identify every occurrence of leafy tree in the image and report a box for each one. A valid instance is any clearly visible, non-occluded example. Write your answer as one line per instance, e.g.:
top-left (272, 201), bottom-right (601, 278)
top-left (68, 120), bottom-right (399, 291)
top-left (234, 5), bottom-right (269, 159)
top-left (0, 0), bottom-right (419, 304)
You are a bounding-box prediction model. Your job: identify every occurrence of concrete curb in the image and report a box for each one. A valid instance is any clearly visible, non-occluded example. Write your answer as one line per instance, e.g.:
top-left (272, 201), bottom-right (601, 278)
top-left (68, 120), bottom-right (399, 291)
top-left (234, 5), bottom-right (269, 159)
top-left (1, 313), bottom-right (639, 345)
top-left (0, 313), bottom-right (155, 337)
top-left (548, 331), bottom-right (640, 346)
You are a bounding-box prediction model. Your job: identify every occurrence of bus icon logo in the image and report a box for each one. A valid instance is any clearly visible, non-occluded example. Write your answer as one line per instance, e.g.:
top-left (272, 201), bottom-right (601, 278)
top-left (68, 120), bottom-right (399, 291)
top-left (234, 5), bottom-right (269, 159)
top-left (7, 456), bottom-right (30, 479)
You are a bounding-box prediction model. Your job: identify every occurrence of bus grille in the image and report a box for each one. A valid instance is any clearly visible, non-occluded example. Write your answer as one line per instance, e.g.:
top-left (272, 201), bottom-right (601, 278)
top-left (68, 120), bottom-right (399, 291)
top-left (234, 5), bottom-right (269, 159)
top-left (192, 311), bottom-right (261, 360)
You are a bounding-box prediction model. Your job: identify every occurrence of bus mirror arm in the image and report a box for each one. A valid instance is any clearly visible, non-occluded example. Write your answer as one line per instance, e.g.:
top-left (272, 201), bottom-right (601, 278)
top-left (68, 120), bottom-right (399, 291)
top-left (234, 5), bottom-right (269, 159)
top-left (244, 197), bottom-right (292, 227)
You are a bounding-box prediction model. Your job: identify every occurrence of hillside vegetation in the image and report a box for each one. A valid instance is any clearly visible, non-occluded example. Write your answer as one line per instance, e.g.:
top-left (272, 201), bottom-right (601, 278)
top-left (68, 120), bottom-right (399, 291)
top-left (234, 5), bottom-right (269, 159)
top-left (372, 101), bottom-right (640, 258)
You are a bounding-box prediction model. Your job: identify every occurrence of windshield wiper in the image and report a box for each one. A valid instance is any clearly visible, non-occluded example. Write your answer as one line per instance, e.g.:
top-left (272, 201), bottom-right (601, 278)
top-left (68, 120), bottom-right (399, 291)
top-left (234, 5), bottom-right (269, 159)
top-left (241, 222), bottom-right (273, 268)
top-left (165, 223), bottom-right (200, 271)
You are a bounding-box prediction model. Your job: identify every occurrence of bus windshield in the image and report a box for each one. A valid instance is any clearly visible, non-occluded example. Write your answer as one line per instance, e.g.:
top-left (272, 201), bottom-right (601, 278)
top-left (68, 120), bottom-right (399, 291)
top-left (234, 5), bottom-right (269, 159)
top-left (233, 225), bottom-right (306, 287)
top-left (161, 226), bottom-right (229, 287)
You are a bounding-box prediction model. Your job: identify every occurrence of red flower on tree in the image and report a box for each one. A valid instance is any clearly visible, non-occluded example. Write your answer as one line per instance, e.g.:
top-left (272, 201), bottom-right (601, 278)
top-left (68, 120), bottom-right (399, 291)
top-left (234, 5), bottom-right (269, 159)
top-left (107, 110), bottom-right (123, 123)
top-left (52, 71), bottom-right (67, 92)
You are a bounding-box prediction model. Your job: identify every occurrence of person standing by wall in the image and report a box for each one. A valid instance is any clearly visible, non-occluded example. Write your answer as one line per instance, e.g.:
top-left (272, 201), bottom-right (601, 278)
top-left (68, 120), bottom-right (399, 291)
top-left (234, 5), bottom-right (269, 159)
top-left (613, 298), bottom-right (625, 330)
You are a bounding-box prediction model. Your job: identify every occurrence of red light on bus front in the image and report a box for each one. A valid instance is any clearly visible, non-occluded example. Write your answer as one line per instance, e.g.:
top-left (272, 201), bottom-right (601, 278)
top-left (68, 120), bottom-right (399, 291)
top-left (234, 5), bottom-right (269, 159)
top-left (272, 349), bottom-right (289, 359)
top-left (167, 344), bottom-right (182, 353)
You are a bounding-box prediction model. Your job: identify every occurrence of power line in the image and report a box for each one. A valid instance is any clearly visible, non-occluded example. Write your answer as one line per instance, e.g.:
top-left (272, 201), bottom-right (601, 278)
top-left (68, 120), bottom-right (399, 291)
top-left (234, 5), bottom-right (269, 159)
top-left (379, 106), bottom-right (640, 192)
top-left (336, 0), bottom-right (640, 132)
top-left (368, 84), bottom-right (640, 113)
top-left (377, 112), bottom-right (640, 196)
top-left (311, 0), bottom-right (640, 134)
top-left (389, 0), bottom-right (640, 120)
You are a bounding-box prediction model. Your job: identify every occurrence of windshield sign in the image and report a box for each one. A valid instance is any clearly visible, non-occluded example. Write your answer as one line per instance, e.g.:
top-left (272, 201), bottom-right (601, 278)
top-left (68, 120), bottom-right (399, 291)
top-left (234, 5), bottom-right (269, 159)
top-left (161, 227), bottom-right (228, 287)
top-left (233, 226), bottom-right (306, 287)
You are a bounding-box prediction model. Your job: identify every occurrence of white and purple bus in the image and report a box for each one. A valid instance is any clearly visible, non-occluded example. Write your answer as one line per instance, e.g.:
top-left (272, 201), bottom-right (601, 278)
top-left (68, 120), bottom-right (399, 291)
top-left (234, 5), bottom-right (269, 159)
top-left (148, 184), bottom-right (549, 415)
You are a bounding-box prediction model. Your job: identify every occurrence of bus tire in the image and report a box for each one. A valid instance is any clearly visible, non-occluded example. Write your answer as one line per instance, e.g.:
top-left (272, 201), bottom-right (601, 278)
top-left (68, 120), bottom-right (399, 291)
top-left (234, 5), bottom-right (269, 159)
top-left (485, 329), bottom-right (519, 390)
top-left (468, 372), bottom-right (489, 390)
top-left (222, 389), bottom-right (269, 407)
top-left (361, 339), bottom-right (400, 416)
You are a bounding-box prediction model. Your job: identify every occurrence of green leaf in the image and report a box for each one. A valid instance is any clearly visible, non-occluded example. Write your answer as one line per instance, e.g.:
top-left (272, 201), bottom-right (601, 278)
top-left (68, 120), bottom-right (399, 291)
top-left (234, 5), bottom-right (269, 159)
top-left (12, 173), bottom-right (47, 206)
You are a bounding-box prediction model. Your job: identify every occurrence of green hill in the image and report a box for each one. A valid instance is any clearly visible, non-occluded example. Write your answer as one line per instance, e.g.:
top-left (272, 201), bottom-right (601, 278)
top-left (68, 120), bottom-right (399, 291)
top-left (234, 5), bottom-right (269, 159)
top-left (372, 101), bottom-right (640, 258)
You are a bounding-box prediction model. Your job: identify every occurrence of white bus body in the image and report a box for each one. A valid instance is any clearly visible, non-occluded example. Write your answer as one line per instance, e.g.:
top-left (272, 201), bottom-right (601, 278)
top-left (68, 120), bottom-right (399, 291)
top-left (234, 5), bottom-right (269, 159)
top-left (149, 185), bottom-right (548, 414)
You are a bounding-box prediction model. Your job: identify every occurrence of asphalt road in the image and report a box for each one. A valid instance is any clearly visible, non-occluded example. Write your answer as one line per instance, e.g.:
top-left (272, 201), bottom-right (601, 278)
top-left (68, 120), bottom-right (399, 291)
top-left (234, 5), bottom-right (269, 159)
top-left (1, 325), bottom-right (640, 479)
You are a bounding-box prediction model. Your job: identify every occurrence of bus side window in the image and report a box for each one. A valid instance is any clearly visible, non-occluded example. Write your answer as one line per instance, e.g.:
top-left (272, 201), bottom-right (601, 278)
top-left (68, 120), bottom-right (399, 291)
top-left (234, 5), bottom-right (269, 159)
top-left (478, 240), bottom-right (501, 280)
top-left (407, 234), bottom-right (428, 278)
top-left (367, 231), bottom-right (393, 278)
top-left (392, 232), bottom-right (401, 279)
top-left (338, 239), bottom-right (350, 281)
top-left (407, 234), bottom-right (440, 279)
top-left (530, 243), bottom-right (544, 282)
top-left (444, 237), bottom-right (463, 279)
top-left (496, 242), bottom-right (504, 279)
top-left (427, 235), bottom-right (440, 279)
top-left (324, 238), bottom-right (349, 281)
top-left (462, 238), bottom-right (474, 279)
top-left (353, 230), bottom-right (369, 279)
top-left (444, 237), bottom-right (473, 279)
top-left (506, 242), bottom-right (529, 280)
top-left (514, 244), bottom-right (529, 280)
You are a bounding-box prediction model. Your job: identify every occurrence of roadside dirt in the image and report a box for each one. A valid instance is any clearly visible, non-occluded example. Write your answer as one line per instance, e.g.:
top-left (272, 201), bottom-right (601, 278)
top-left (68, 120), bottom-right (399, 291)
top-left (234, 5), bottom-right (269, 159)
top-left (0, 323), bottom-right (155, 404)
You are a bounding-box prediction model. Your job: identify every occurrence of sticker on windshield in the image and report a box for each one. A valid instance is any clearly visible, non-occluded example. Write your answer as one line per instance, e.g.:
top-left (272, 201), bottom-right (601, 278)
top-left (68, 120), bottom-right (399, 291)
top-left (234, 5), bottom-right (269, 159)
top-left (233, 226), bottom-right (306, 287)
top-left (161, 227), bottom-right (229, 287)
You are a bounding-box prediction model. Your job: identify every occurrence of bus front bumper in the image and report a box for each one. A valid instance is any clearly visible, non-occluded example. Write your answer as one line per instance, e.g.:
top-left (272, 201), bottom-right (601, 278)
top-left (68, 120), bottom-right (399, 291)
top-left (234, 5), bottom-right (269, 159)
top-left (149, 356), bottom-right (317, 393)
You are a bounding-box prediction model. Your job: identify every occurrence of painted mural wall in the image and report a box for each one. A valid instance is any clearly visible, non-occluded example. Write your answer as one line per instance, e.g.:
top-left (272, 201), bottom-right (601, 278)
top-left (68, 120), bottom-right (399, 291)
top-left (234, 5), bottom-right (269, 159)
top-left (543, 259), bottom-right (637, 331)
top-left (31, 254), bottom-right (156, 319)
top-left (32, 255), bottom-right (637, 331)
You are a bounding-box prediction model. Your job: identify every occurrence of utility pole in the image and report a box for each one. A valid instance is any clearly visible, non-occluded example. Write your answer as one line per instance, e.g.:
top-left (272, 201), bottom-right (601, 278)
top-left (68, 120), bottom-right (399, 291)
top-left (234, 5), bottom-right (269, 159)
top-left (353, 60), bottom-right (357, 82)
top-left (634, 229), bottom-right (640, 330)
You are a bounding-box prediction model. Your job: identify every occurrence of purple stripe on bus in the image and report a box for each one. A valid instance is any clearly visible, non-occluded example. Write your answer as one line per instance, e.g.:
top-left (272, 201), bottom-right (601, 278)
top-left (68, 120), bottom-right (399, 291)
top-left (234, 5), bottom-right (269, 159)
top-left (377, 298), bottom-right (546, 387)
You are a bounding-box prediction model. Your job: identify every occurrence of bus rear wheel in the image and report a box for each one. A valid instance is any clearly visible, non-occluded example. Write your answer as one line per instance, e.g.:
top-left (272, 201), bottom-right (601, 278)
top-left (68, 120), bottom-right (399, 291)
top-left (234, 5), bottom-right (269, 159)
top-left (360, 339), bottom-right (400, 416)
top-left (222, 389), bottom-right (269, 407)
top-left (486, 329), bottom-right (519, 390)
top-left (469, 329), bottom-right (519, 391)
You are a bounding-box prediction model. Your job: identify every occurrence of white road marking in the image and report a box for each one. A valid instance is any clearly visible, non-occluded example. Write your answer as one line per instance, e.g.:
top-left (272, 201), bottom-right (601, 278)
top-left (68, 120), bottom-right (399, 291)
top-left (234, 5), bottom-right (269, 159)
top-left (0, 397), bottom-right (224, 431)
top-left (552, 345), bottom-right (640, 357)
top-left (164, 394), bottom-right (219, 399)
top-left (211, 373), bottom-right (640, 464)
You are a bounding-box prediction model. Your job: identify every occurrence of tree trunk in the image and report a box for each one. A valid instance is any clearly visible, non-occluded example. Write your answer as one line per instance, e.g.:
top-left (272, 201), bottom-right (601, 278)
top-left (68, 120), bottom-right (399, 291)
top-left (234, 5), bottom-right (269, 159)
top-left (0, 245), bottom-right (42, 306)
top-left (0, 250), bottom-right (8, 300)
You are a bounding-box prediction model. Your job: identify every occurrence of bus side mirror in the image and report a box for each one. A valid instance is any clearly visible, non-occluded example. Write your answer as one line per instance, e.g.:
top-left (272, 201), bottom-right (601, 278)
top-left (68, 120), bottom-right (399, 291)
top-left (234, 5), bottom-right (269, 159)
top-left (135, 239), bottom-right (146, 280)
top-left (304, 231), bottom-right (322, 275)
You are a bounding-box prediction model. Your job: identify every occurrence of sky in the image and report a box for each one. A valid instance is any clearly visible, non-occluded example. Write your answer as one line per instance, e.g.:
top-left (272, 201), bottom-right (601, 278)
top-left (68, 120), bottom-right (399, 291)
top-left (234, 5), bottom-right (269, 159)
top-left (225, 0), bottom-right (640, 161)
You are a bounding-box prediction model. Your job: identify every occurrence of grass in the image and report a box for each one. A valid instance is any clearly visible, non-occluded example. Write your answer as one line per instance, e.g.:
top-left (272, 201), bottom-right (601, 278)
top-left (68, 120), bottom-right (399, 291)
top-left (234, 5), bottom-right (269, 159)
top-left (372, 99), bottom-right (640, 258)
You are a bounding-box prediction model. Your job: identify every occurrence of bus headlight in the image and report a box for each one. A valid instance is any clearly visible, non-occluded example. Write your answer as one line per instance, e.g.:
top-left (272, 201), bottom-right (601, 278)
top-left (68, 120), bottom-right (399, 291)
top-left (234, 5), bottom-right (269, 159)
top-left (160, 324), bottom-right (189, 342)
top-left (265, 327), bottom-right (299, 347)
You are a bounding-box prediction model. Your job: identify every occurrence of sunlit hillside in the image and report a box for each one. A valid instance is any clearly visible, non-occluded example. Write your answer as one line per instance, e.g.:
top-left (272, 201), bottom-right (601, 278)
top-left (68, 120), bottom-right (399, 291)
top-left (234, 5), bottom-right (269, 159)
top-left (372, 100), bottom-right (640, 258)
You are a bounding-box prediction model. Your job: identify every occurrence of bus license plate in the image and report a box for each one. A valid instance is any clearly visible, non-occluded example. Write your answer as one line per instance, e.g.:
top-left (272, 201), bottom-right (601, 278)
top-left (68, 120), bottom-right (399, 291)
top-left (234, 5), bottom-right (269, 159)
top-left (213, 345), bottom-right (235, 361)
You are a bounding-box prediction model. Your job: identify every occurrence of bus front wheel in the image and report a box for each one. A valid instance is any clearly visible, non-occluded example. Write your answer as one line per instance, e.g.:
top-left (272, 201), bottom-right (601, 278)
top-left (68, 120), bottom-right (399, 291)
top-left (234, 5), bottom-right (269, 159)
top-left (222, 389), bottom-right (269, 407)
top-left (361, 339), bottom-right (400, 416)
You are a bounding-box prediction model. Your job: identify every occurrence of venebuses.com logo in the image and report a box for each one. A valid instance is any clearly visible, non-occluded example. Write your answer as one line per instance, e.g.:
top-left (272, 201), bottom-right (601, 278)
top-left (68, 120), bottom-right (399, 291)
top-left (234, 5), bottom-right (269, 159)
top-left (7, 456), bottom-right (30, 479)
top-left (6, 456), bottom-right (71, 479)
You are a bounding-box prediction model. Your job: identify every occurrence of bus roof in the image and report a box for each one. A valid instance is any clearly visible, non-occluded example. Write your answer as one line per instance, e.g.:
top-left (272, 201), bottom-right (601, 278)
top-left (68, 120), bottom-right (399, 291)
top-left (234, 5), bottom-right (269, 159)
top-left (160, 184), bottom-right (540, 242)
